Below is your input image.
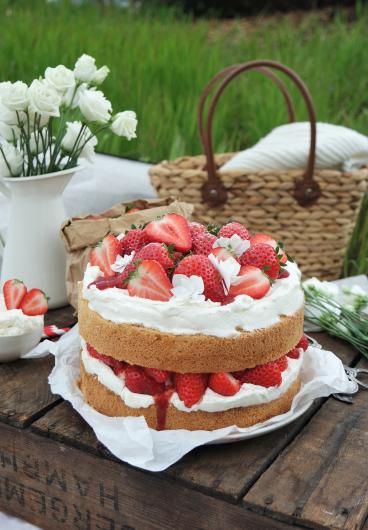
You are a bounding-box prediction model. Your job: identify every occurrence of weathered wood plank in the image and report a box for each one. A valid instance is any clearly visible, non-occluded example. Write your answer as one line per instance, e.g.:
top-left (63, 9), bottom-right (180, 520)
top-left (243, 357), bottom-right (368, 530)
top-left (0, 356), bottom-right (60, 428)
top-left (0, 422), bottom-right (299, 530)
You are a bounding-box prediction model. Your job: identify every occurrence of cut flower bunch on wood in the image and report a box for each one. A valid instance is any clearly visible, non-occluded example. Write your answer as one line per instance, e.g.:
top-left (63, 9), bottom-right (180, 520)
top-left (0, 54), bottom-right (137, 177)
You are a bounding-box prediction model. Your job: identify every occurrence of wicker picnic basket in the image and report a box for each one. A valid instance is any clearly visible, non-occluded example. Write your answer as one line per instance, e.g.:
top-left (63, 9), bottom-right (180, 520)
top-left (150, 60), bottom-right (368, 280)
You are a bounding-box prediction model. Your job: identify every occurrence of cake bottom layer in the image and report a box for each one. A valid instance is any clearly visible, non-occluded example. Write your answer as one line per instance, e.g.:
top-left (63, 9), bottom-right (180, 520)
top-left (79, 362), bottom-right (301, 431)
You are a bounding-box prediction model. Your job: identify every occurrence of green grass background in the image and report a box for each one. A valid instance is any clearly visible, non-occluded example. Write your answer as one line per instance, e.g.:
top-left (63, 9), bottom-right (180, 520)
top-left (1, 0), bottom-right (367, 275)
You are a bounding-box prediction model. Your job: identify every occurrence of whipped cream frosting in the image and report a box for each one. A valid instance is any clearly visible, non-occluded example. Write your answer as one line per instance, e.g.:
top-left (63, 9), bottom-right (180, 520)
top-left (82, 261), bottom-right (303, 338)
top-left (81, 339), bottom-right (303, 413)
top-left (0, 295), bottom-right (43, 337)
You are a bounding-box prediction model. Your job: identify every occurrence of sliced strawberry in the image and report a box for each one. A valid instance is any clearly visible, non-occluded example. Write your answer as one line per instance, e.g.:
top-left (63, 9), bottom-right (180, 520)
top-left (241, 361), bottom-right (282, 387)
top-left (240, 243), bottom-right (280, 280)
top-left (144, 213), bottom-right (192, 252)
top-left (287, 348), bottom-right (300, 359)
top-left (189, 222), bottom-right (207, 239)
top-left (229, 265), bottom-right (271, 300)
top-left (20, 288), bottom-right (48, 316)
top-left (208, 372), bottom-right (240, 396)
top-left (90, 244), bottom-right (109, 276)
top-left (191, 232), bottom-right (217, 255)
top-left (297, 334), bottom-right (309, 352)
top-left (134, 243), bottom-right (174, 271)
top-left (119, 228), bottom-right (148, 255)
top-left (125, 365), bottom-right (165, 395)
top-left (2, 279), bottom-right (27, 309)
top-left (175, 254), bottom-right (225, 303)
top-left (144, 367), bottom-right (170, 383)
top-left (128, 260), bottom-right (172, 302)
top-left (232, 369), bottom-right (246, 380)
top-left (87, 344), bottom-right (127, 370)
top-left (89, 273), bottom-right (127, 290)
top-left (278, 269), bottom-right (290, 279)
top-left (275, 355), bottom-right (288, 372)
top-left (174, 372), bottom-right (207, 408)
top-left (102, 234), bottom-right (120, 270)
top-left (218, 222), bottom-right (250, 240)
top-left (250, 233), bottom-right (287, 264)
top-left (211, 246), bottom-right (237, 262)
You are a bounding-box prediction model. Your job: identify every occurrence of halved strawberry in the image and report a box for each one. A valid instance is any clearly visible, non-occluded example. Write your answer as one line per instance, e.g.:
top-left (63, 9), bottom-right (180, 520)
top-left (211, 246), bottom-right (237, 262)
top-left (174, 372), bottom-right (207, 408)
top-left (3, 279), bottom-right (27, 309)
top-left (218, 222), bottom-right (250, 240)
top-left (275, 355), bottom-right (288, 372)
top-left (229, 265), bottom-right (271, 299)
top-left (241, 361), bottom-right (282, 387)
top-left (175, 254), bottom-right (225, 303)
top-left (250, 233), bottom-right (287, 264)
top-left (240, 243), bottom-right (280, 280)
top-left (297, 334), bottom-right (309, 351)
top-left (20, 288), bottom-right (48, 316)
top-left (128, 260), bottom-right (172, 302)
top-left (144, 213), bottom-right (192, 252)
top-left (278, 269), bottom-right (290, 279)
top-left (90, 234), bottom-right (120, 277)
top-left (134, 242), bottom-right (174, 271)
top-left (119, 228), bottom-right (148, 255)
top-left (287, 348), bottom-right (300, 359)
top-left (87, 344), bottom-right (127, 370)
top-left (125, 365), bottom-right (165, 395)
top-left (191, 232), bottom-right (217, 255)
top-left (144, 368), bottom-right (170, 383)
top-left (208, 372), bottom-right (240, 396)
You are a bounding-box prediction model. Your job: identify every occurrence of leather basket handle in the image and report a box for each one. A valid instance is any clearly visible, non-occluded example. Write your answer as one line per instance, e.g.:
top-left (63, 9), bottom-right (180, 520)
top-left (197, 60), bottom-right (321, 207)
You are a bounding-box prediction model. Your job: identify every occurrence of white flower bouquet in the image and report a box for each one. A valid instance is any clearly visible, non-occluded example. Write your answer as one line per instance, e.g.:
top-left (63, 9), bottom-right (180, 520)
top-left (0, 54), bottom-right (137, 177)
top-left (303, 277), bottom-right (368, 357)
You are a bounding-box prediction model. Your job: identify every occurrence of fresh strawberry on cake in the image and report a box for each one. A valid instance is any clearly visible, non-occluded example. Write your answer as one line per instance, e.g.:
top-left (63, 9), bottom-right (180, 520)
top-left (78, 214), bottom-right (306, 430)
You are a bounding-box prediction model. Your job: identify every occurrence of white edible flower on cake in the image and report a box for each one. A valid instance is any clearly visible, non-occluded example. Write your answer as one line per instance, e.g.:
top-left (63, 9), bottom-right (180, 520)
top-left (208, 253), bottom-right (241, 293)
top-left (111, 251), bottom-right (135, 274)
top-left (213, 234), bottom-right (250, 257)
top-left (171, 274), bottom-right (205, 302)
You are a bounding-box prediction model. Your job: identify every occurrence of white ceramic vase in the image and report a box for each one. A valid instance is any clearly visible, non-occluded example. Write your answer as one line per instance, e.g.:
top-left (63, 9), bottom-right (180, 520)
top-left (0, 167), bottom-right (82, 309)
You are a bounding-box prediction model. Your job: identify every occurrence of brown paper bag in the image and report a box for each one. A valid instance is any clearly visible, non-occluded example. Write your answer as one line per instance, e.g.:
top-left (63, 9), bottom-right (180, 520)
top-left (60, 198), bottom-right (194, 309)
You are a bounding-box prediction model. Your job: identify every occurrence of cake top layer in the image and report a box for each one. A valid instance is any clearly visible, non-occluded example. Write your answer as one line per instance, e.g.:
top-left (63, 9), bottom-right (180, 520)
top-left (82, 215), bottom-right (304, 338)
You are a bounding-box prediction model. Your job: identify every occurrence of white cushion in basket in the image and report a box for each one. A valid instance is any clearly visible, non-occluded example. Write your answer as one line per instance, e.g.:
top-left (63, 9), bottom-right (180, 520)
top-left (220, 122), bottom-right (368, 172)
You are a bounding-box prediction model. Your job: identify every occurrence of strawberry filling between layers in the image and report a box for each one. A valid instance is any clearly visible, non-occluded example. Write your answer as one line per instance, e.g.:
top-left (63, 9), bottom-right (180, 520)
top-left (81, 336), bottom-right (306, 429)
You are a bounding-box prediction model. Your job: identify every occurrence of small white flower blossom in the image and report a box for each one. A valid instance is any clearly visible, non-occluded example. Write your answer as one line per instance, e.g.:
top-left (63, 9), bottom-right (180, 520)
top-left (111, 111), bottom-right (137, 140)
top-left (0, 82), bottom-right (12, 101)
top-left (0, 140), bottom-right (23, 177)
top-left (213, 234), bottom-right (250, 257)
top-left (45, 65), bottom-right (76, 93)
top-left (61, 121), bottom-right (97, 162)
top-left (93, 66), bottom-right (110, 85)
top-left (111, 251), bottom-right (135, 274)
top-left (303, 277), bottom-right (339, 299)
top-left (28, 79), bottom-right (61, 118)
top-left (3, 81), bottom-right (29, 111)
top-left (171, 274), bottom-right (205, 302)
top-left (63, 82), bottom-right (87, 109)
top-left (79, 89), bottom-right (112, 123)
top-left (74, 54), bottom-right (98, 83)
top-left (208, 253), bottom-right (241, 294)
top-left (29, 129), bottom-right (48, 154)
top-left (0, 121), bottom-right (20, 142)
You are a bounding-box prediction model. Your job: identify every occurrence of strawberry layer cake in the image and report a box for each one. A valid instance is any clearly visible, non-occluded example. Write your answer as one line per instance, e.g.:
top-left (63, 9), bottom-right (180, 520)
top-left (78, 214), bottom-right (306, 430)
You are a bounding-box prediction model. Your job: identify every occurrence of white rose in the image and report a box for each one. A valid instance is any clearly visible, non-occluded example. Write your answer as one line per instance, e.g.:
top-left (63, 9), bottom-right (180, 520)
top-left (0, 122), bottom-right (20, 142)
top-left (79, 89), bottom-right (111, 123)
top-left (74, 54), bottom-right (97, 83)
top-left (45, 65), bottom-right (76, 93)
top-left (29, 79), bottom-right (61, 118)
top-left (2, 81), bottom-right (29, 111)
top-left (61, 121), bottom-right (97, 161)
top-left (0, 82), bottom-right (12, 101)
top-left (0, 140), bottom-right (23, 177)
top-left (111, 111), bottom-right (137, 140)
top-left (92, 66), bottom-right (110, 85)
top-left (29, 129), bottom-right (48, 154)
top-left (62, 82), bottom-right (87, 109)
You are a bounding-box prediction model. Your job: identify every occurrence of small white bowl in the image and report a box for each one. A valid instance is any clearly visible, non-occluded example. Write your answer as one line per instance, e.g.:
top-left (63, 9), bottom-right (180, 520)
top-left (0, 327), bottom-right (43, 362)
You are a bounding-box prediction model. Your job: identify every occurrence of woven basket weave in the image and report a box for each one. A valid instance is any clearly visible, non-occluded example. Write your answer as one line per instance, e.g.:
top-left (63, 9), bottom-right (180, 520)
top-left (150, 60), bottom-right (368, 280)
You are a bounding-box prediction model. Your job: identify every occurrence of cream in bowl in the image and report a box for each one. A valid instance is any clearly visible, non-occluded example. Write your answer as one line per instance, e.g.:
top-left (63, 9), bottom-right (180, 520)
top-left (0, 295), bottom-right (44, 362)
